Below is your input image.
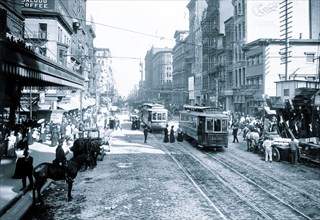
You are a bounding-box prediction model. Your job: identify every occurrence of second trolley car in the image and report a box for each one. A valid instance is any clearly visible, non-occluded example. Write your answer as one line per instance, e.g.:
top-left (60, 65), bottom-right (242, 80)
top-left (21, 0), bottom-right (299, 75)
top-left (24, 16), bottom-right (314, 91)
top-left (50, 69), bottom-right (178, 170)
top-left (140, 103), bottom-right (168, 132)
top-left (179, 105), bottom-right (229, 149)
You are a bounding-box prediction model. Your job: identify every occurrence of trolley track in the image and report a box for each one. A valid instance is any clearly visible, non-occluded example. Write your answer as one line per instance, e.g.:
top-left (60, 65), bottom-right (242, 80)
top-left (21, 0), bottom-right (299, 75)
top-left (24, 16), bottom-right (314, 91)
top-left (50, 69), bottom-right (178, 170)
top-left (154, 133), bottom-right (315, 219)
top-left (206, 152), bottom-right (320, 219)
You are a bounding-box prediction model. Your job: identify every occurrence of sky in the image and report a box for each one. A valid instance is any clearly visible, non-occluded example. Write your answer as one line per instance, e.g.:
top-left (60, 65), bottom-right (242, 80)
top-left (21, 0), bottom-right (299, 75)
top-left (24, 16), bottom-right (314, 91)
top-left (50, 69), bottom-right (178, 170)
top-left (86, 0), bottom-right (189, 98)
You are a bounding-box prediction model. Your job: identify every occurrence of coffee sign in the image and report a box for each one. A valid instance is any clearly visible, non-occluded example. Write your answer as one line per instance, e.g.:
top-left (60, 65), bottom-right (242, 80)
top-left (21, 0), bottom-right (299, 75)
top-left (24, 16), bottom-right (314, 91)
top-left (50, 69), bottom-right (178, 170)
top-left (22, 0), bottom-right (53, 9)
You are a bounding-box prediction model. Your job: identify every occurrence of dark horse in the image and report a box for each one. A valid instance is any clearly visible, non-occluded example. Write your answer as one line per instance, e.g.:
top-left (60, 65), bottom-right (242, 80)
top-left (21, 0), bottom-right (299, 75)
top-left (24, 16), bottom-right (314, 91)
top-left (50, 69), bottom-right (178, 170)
top-left (71, 138), bottom-right (102, 170)
top-left (32, 154), bottom-right (87, 205)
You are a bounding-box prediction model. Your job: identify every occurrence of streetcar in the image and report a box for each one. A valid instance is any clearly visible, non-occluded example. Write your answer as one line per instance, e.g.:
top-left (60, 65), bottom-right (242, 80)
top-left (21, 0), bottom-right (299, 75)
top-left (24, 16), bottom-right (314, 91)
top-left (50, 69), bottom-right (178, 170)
top-left (140, 103), bottom-right (168, 132)
top-left (179, 105), bottom-right (229, 149)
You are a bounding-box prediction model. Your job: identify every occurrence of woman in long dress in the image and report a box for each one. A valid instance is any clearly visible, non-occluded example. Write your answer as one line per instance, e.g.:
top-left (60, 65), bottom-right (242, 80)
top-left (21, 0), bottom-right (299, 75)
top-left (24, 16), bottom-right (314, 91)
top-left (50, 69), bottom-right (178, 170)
top-left (7, 131), bottom-right (17, 157)
top-left (169, 126), bottom-right (175, 143)
top-left (163, 124), bottom-right (169, 143)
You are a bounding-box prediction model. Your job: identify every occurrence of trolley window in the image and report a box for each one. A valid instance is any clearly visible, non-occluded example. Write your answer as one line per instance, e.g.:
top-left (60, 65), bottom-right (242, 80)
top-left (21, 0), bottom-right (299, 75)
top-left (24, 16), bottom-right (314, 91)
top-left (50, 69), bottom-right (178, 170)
top-left (214, 119), bottom-right (221, 131)
top-left (206, 118), bottom-right (226, 132)
top-left (207, 119), bottom-right (213, 131)
top-left (221, 119), bottom-right (228, 131)
top-left (152, 112), bottom-right (167, 121)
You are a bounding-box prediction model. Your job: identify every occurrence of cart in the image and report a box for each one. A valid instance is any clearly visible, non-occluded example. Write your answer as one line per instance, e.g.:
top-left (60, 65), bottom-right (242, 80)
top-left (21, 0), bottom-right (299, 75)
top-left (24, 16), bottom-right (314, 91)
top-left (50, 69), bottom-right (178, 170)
top-left (83, 128), bottom-right (106, 161)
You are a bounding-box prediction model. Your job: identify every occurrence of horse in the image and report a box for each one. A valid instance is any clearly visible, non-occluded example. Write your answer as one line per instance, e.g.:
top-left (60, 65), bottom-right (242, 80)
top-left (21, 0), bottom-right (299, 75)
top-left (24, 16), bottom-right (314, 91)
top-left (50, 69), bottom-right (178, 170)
top-left (32, 154), bottom-right (87, 205)
top-left (71, 138), bottom-right (102, 170)
top-left (246, 130), bottom-right (260, 153)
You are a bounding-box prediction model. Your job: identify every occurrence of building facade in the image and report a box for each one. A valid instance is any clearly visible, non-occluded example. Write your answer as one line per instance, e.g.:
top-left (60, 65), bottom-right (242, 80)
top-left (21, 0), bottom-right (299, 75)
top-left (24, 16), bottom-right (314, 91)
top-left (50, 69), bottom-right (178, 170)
top-left (201, 0), bottom-right (233, 108)
top-left (172, 30), bottom-right (189, 107)
top-left (0, 1), bottom-right (91, 124)
top-left (186, 0), bottom-right (207, 105)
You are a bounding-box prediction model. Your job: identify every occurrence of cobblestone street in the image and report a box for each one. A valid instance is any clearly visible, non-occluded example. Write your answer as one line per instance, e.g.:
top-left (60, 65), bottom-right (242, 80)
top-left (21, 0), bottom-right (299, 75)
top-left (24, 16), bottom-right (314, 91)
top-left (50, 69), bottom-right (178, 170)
top-left (24, 124), bottom-right (219, 219)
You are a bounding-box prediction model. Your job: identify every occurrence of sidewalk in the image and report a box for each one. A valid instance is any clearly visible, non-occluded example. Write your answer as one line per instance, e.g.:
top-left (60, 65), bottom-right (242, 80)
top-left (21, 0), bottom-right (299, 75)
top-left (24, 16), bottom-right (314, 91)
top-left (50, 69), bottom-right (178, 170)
top-left (0, 140), bottom-right (71, 219)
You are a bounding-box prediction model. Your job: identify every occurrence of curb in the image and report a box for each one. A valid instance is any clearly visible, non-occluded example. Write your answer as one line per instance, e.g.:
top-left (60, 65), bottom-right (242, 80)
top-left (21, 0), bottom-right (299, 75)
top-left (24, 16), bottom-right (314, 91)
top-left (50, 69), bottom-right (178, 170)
top-left (0, 148), bottom-right (70, 219)
top-left (0, 180), bottom-right (52, 220)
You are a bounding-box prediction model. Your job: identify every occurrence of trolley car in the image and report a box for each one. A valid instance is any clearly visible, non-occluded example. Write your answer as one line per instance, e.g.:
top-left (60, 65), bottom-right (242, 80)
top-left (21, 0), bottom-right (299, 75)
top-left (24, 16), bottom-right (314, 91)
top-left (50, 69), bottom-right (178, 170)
top-left (179, 105), bottom-right (229, 149)
top-left (140, 103), bottom-right (168, 132)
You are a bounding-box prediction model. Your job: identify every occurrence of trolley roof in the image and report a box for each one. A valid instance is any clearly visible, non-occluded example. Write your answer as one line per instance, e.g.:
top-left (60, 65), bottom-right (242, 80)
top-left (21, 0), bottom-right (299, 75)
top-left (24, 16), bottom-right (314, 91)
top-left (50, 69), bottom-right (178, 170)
top-left (181, 105), bottom-right (227, 118)
top-left (142, 103), bottom-right (166, 109)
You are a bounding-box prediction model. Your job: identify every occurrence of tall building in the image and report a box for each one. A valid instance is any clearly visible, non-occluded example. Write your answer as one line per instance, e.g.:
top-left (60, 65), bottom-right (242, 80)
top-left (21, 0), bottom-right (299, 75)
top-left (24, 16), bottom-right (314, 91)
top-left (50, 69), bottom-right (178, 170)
top-left (232, 0), bottom-right (320, 114)
top-left (186, 0), bottom-right (207, 105)
top-left (201, 0), bottom-right (233, 108)
top-left (172, 30), bottom-right (189, 107)
top-left (153, 48), bottom-right (173, 105)
top-left (144, 47), bottom-right (173, 103)
top-left (0, 0), bottom-right (89, 124)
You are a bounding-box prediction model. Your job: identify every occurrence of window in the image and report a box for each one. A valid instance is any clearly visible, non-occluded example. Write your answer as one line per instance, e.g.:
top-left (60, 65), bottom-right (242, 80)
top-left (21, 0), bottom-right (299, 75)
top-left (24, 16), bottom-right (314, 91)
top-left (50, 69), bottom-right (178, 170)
top-left (207, 119), bottom-right (213, 131)
top-left (284, 89), bottom-right (289, 96)
top-left (214, 119), bottom-right (221, 131)
top-left (222, 120), bottom-right (228, 131)
top-left (305, 52), bottom-right (315, 63)
top-left (152, 113), bottom-right (157, 120)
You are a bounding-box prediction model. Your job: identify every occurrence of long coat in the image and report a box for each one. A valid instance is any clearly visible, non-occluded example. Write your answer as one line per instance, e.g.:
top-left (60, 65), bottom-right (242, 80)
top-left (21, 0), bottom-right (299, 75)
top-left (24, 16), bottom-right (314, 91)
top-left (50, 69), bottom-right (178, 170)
top-left (170, 128), bottom-right (175, 143)
top-left (13, 156), bottom-right (33, 179)
top-left (163, 127), bottom-right (169, 143)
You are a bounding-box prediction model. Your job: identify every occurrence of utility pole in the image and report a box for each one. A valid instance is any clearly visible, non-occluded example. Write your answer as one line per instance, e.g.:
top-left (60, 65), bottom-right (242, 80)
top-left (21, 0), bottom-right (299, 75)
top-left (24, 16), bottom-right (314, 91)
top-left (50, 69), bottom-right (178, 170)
top-left (279, 0), bottom-right (293, 81)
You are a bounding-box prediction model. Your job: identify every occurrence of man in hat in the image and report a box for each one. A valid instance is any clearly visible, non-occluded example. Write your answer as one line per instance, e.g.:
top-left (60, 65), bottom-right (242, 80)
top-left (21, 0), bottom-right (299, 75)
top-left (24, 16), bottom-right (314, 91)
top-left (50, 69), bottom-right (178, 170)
top-left (54, 139), bottom-right (71, 182)
top-left (21, 150), bottom-right (33, 190)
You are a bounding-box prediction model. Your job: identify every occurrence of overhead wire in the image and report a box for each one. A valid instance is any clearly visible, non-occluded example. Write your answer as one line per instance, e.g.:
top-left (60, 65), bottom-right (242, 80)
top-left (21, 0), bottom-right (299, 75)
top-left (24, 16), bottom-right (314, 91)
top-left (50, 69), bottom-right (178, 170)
top-left (5, 0), bottom-right (318, 61)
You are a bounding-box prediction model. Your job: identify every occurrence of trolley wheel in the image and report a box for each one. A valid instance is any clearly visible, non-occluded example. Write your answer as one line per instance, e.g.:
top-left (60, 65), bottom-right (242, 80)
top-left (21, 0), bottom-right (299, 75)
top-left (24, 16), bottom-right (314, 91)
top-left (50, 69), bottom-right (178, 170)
top-left (272, 148), bottom-right (280, 162)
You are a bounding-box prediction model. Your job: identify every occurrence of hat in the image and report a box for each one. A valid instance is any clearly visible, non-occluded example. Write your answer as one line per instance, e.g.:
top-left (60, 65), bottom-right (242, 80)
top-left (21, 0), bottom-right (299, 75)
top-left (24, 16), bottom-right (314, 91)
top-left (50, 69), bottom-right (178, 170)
top-left (23, 150), bottom-right (29, 156)
top-left (58, 138), bottom-right (64, 144)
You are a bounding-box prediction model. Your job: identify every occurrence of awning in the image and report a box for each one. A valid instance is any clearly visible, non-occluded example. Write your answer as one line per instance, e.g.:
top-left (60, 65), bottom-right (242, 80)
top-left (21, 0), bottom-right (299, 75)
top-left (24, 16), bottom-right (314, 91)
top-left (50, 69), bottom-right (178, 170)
top-left (57, 103), bottom-right (79, 111)
top-left (82, 97), bottom-right (95, 109)
top-left (19, 106), bottom-right (29, 112)
top-left (32, 103), bottom-right (51, 111)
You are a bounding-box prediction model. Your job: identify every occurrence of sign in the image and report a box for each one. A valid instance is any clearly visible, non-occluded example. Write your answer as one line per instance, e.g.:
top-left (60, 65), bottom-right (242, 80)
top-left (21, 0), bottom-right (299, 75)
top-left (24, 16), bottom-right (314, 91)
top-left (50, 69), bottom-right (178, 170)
top-left (22, 0), bottom-right (53, 9)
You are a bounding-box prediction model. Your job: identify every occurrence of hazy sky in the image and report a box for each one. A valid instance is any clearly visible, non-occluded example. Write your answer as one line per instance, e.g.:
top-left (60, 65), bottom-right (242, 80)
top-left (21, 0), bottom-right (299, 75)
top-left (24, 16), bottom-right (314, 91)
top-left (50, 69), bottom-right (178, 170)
top-left (86, 0), bottom-right (189, 97)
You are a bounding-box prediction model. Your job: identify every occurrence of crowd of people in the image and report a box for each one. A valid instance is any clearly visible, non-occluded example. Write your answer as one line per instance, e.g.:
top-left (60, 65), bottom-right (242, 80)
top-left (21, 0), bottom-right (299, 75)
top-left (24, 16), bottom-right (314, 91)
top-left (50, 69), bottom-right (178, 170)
top-left (229, 112), bottom-right (299, 165)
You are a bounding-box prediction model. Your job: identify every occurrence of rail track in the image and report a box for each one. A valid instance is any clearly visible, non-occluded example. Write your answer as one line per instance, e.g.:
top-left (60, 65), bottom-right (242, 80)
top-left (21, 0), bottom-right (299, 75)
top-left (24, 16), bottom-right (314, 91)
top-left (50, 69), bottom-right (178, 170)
top-left (154, 133), bottom-right (317, 220)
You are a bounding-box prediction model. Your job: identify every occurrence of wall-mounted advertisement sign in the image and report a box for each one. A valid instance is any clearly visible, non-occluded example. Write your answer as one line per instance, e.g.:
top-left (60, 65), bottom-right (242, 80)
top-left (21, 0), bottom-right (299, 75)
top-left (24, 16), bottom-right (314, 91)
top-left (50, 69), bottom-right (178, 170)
top-left (22, 0), bottom-right (54, 9)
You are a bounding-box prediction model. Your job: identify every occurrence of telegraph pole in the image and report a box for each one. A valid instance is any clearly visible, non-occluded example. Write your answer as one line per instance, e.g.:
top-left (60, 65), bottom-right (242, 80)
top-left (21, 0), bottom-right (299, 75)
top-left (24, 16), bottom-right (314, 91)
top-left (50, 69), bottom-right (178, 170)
top-left (279, 0), bottom-right (293, 80)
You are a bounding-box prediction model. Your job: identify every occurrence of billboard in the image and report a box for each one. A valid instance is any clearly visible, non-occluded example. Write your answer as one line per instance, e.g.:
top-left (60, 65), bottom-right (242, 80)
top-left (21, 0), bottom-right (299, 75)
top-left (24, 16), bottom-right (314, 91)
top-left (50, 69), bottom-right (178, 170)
top-left (247, 0), bottom-right (281, 42)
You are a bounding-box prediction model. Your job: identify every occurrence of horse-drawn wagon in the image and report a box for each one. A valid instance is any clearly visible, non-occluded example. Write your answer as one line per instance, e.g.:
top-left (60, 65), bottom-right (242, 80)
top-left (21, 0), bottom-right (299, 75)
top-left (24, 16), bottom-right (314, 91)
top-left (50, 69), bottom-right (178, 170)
top-left (258, 131), bottom-right (300, 162)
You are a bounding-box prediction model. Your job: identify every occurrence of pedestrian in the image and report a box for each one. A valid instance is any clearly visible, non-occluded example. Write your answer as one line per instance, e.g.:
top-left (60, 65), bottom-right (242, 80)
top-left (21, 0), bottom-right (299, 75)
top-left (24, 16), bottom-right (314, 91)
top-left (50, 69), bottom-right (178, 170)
top-left (177, 126), bottom-right (183, 142)
top-left (289, 137), bottom-right (299, 164)
top-left (6, 131), bottom-right (17, 157)
top-left (16, 135), bottom-right (29, 157)
top-left (51, 124), bottom-right (59, 147)
top-left (27, 127), bottom-right (33, 145)
top-left (263, 136), bottom-right (273, 162)
top-left (13, 149), bottom-right (33, 191)
top-left (39, 123), bottom-right (46, 143)
top-left (242, 125), bottom-right (249, 141)
top-left (21, 150), bottom-right (33, 190)
top-left (163, 124), bottom-right (169, 143)
top-left (143, 126), bottom-right (149, 143)
top-left (54, 139), bottom-right (70, 182)
top-left (231, 121), bottom-right (239, 143)
top-left (170, 125), bottom-right (175, 143)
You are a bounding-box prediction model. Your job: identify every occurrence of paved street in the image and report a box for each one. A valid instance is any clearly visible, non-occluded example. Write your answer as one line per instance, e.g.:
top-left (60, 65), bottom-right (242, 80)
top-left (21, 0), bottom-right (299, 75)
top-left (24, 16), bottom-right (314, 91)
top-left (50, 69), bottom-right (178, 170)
top-left (23, 122), bottom-right (220, 219)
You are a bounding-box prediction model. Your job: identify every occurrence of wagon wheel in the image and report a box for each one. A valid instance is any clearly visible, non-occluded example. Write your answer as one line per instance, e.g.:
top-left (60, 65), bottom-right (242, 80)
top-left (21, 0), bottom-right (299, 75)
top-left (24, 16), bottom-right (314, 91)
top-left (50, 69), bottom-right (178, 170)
top-left (259, 145), bottom-right (265, 157)
top-left (297, 148), bottom-right (301, 162)
top-left (272, 147), bottom-right (280, 162)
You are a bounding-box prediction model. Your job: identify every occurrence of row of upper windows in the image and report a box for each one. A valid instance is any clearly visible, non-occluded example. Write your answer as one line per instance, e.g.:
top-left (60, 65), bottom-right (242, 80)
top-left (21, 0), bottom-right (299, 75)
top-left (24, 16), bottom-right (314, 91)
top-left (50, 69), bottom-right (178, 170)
top-left (234, 21), bottom-right (246, 41)
top-left (234, 0), bottom-right (245, 18)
